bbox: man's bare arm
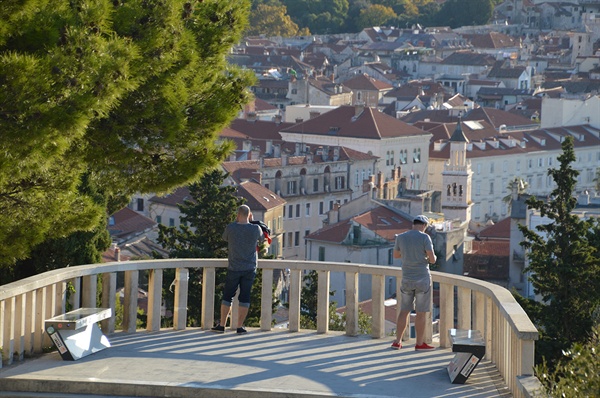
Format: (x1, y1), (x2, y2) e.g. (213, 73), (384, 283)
(393, 249), (401, 259)
(426, 249), (436, 264)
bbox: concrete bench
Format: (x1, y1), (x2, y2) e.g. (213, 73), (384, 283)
(45, 308), (112, 361)
(447, 328), (486, 384)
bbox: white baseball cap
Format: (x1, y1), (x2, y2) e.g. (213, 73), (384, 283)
(413, 215), (429, 224)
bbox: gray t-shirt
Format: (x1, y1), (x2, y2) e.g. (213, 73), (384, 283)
(222, 222), (263, 272)
(394, 229), (434, 281)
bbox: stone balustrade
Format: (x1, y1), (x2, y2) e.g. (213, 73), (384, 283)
(0, 258), (540, 397)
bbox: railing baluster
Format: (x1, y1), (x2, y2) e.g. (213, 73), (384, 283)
(147, 269), (163, 332)
(260, 268), (274, 331)
(69, 278), (81, 310)
(473, 291), (485, 334)
(457, 286), (471, 330)
(288, 270), (301, 332)
(33, 287), (45, 353)
(485, 296), (493, 361)
(371, 274), (385, 339)
(15, 294), (25, 362)
(345, 271), (358, 336)
(25, 291), (35, 357)
(101, 273), (116, 334)
(439, 282), (454, 348)
(173, 268), (188, 331)
(317, 270), (330, 334)
(201, 267), (215, 330)
(82, 275), (97, 308)
(123, 270), (139, 333)
(1, 298), (14, 365)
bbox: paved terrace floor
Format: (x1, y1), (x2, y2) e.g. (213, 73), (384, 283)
(0, 328), (511, 398)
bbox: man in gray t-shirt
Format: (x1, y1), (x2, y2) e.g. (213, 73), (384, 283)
(391, 215), (437, 351)
(211, 205), (263, 334)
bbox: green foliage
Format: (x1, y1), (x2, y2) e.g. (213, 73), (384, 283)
(518, 136), (600, 369)
(0, 0), (254, 267)
(356, 5), (397, 30)
(436, 0), (494, 28)
(281, 0), (349, 34)
(536, 325), (600, 398)
(247, 4), (309, 37)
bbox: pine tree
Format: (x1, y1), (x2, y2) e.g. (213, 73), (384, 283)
(0, 0), (254, 267)
(517, 136), (600, 368)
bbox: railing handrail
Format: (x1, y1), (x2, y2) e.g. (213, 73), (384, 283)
(1, 258), (539, 398)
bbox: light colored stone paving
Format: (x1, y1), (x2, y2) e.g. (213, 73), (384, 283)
(0, 328), (511, 398)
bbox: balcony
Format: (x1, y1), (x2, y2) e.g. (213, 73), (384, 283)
(0, 259), (540, 397)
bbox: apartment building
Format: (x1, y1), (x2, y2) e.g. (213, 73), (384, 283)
(222, 145), (379, 260)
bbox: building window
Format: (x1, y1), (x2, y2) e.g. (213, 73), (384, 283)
(287, 180), (297, 195)
(490, 163), (494, 173)
(169, 218), (175, 227)
(296, 204), (300, 218)
(388, 249), (394, 265)
(329, 200), (334, 210)
(477, 163), (481, 174)
(136, 198), (144, 212)
(294, 231), (300, 246)
(413, 148), (421, 163)
(287, 232), (293, 247)
(390, 150), (394, 165)
(282, 233), (286, 248)
(475, 182), (481, 196)
(278, 216), (282, 230)
(334, 176), (345, 189)
(319, 201), (324, 214)
(353, 225), (361, 245)
(516, 160), (521, 171)
(538, 158), (543, 167)
(305, 229), (310, 237)
(288, 205), (293, 219)
(528, 159), (533, 169)
(305, 203), (310, 216)
(313, 178), (319, 192)
(386, 151), (390, 166)
(156, 215), (162, 224)
(355, 170), (359, 186)
(318, 247), (325, 261)
(490, 182), (494, 194)
(399, 150), (407, 164)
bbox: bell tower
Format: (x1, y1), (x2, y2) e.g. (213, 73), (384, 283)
(442, 118), (472, 223)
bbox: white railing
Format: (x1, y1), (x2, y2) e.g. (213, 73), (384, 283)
(0, 259), (539, 397)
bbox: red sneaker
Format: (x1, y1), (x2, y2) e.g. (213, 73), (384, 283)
(415, 343), (436, 351)
(390, 341), (402, 350)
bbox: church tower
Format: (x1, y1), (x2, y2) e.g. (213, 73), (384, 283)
(442, 118), (472, 223)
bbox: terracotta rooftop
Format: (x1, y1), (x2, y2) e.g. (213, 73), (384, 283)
(306, 206), (412, 243)
(478, 217), (511, 240)
(282, 106), (429, 140)
(108, 207), (157, 241)
(236, 181), (286, 211)
(343, 73), (393, 91)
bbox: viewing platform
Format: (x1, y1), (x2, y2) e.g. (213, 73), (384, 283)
(0, 259), (540, 397)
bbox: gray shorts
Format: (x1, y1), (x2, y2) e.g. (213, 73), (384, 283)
(400, 277), (432, 313)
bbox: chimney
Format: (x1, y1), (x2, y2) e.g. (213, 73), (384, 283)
(250, 147), (260, 160)
(115, 247), (121, 262)
(273, 114), (282, 124)
(252, 171), (262, 184)
(273, 144), (281, 158)
(247, 112), (257, 122)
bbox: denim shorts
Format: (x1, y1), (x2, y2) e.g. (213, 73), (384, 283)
(400, 277), (432, 313)
(221, 269), (256, 308)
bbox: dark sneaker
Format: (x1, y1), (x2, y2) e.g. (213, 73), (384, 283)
(415, 343), (436, 351)
(236, 327), (247, 334)
(390, 341), (402, 350)
(210, 324), (225, 333)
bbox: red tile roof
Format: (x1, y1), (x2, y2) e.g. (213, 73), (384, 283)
(343, 74), (393, 91)
(306, 206), (412, 243)
(236, 181), (286, 211)
(478, 217), (511, 240)
(281, 106), (429, 140)
(108, 207), (157, 240)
